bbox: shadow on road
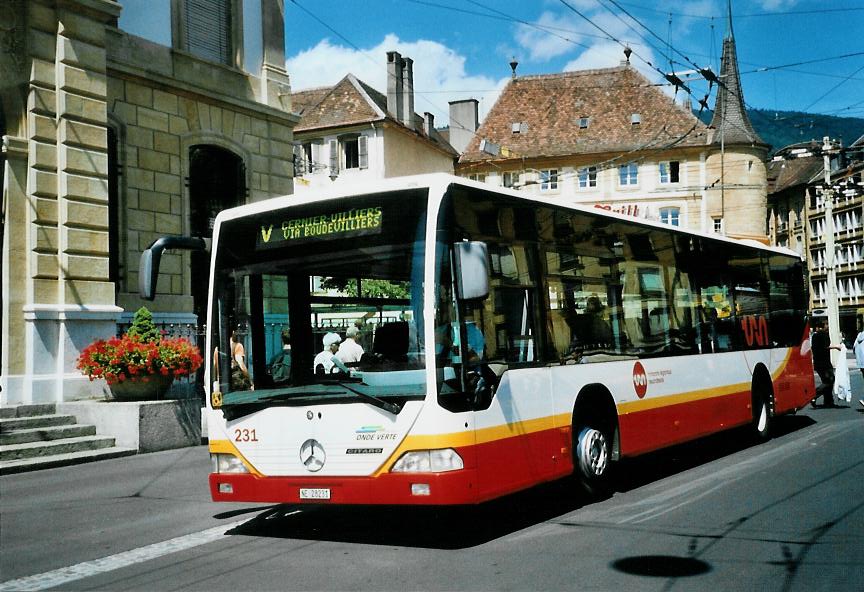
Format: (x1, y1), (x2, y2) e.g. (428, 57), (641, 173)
(221, 414), (816, 549)
(611, 555), (712, 577)
(613, 414), (815, 493)
(224, 478), (587, 549)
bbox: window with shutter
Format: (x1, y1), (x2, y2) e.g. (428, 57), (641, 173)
(358, 135), (368, 169)
(184, 0), (233, 65)
(340, 135), (360, 170)
(293, 144), (305, 176)
(329, 139), (339, 175)
(303, 143), (314, 174)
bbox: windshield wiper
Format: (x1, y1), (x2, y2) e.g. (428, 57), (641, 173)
(260, 389), (343, 401)
(335, 382), (402, 415)
(220, 384), (401, 418)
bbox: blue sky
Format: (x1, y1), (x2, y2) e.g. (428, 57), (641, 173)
(119, 1), (864, 126)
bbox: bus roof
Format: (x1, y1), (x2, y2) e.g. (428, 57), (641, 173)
(213, 173), (803, 261)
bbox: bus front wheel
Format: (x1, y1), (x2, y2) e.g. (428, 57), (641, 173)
(574, 426), (611, 497)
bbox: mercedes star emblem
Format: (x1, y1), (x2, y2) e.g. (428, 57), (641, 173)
(299, 438), (326, 472)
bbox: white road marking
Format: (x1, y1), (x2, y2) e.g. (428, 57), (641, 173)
(0, 519), (250, 591)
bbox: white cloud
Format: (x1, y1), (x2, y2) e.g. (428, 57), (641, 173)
(562, 41), (630, 72)
(514, 11), (589, 61)
(757, 0), (800, 10)
(286, 34), (509, 126)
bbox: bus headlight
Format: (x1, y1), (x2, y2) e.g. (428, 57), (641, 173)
(390, 449), (464, 473)
(211, 453), (249, 474)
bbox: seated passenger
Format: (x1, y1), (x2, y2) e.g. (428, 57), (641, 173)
(337, 326), (365, 365)
(313, 332), (350, 376)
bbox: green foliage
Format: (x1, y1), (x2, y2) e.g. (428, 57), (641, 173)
(320, 277), (410, 299)
(126, 306), (160, 343)
(361, 279), (410, 299)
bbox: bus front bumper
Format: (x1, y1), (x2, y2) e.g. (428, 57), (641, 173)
(209, 469), (480, 505)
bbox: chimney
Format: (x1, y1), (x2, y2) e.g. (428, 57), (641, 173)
(448, 99), (479, 154)
(423, 112), (435, 137)
(401, 57), (415, 130)
(387, 51), (404, 123)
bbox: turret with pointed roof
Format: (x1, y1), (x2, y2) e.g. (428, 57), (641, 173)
(708, 1), (767, 147)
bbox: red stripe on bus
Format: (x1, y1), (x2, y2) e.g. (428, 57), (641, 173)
(211, 345), (815, 506)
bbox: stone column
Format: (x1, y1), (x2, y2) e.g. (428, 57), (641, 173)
(259, 0), (291, 111)
(19, 0), (122, 403)
(1, 136), (29, 404)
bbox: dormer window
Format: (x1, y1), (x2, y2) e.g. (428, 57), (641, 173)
(631, 113), (641, 125)
(578, 117), (590, 129)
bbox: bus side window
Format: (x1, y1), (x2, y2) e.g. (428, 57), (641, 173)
(482, 243), (542, 365)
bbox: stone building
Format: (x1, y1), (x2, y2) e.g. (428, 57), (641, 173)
(1, 0), (297, 404)
(455, 21), (769, 242)
(768, 138), (864, 337)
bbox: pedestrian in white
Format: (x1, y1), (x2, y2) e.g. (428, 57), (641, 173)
(854, 323), (864, 407)
(833, 343), (851, 404)
(337, 325), (365, 364)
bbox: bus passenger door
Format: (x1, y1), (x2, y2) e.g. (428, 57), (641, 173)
(469, 285), (557, 500)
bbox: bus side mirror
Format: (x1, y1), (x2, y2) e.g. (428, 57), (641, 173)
(139, 236), (209, 300)
(453, 241), (489, 300)
(139, 247), (159, 301)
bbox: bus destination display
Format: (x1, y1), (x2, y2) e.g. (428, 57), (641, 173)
(256, 206), (383, 249)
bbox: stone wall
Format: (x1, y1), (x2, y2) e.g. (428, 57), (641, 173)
(107, 33), (297, 313)
(704, 147), (769, 241)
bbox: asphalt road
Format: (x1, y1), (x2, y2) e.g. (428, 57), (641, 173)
(1, 371), (862, 592)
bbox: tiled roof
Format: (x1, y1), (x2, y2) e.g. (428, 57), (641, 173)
(291, 75), (456, 155)
(291, 87), (331, 118)
(293, 75), (382, 132)
(459, 65), (708, 164)
(708, 36), (766, 147)
(767, 156), (823, 194)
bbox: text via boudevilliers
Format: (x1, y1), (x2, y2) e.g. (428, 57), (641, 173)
(256, 207), (383, 249)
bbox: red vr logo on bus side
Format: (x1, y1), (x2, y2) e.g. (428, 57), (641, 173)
(633, 361), (648, 398)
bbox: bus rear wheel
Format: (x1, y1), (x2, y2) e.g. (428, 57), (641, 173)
(574, 426), (611, 497)
(750, 370), (774, 443)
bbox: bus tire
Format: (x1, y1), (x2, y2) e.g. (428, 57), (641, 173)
(751, 372), (773, 443)
(574, 425), (612, 497)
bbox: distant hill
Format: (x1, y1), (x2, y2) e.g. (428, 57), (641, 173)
(695, 108), (864, 153)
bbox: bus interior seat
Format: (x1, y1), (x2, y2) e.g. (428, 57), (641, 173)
(373, 321), (409, 361)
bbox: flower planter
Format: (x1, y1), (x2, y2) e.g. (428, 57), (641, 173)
(78, 307), (203, 399)
(108, 374), (174, 401)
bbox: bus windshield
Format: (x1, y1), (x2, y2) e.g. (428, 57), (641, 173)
(211, 190), (429, 414)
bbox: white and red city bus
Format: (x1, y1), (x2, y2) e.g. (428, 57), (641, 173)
(143, 174), (815, 505)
